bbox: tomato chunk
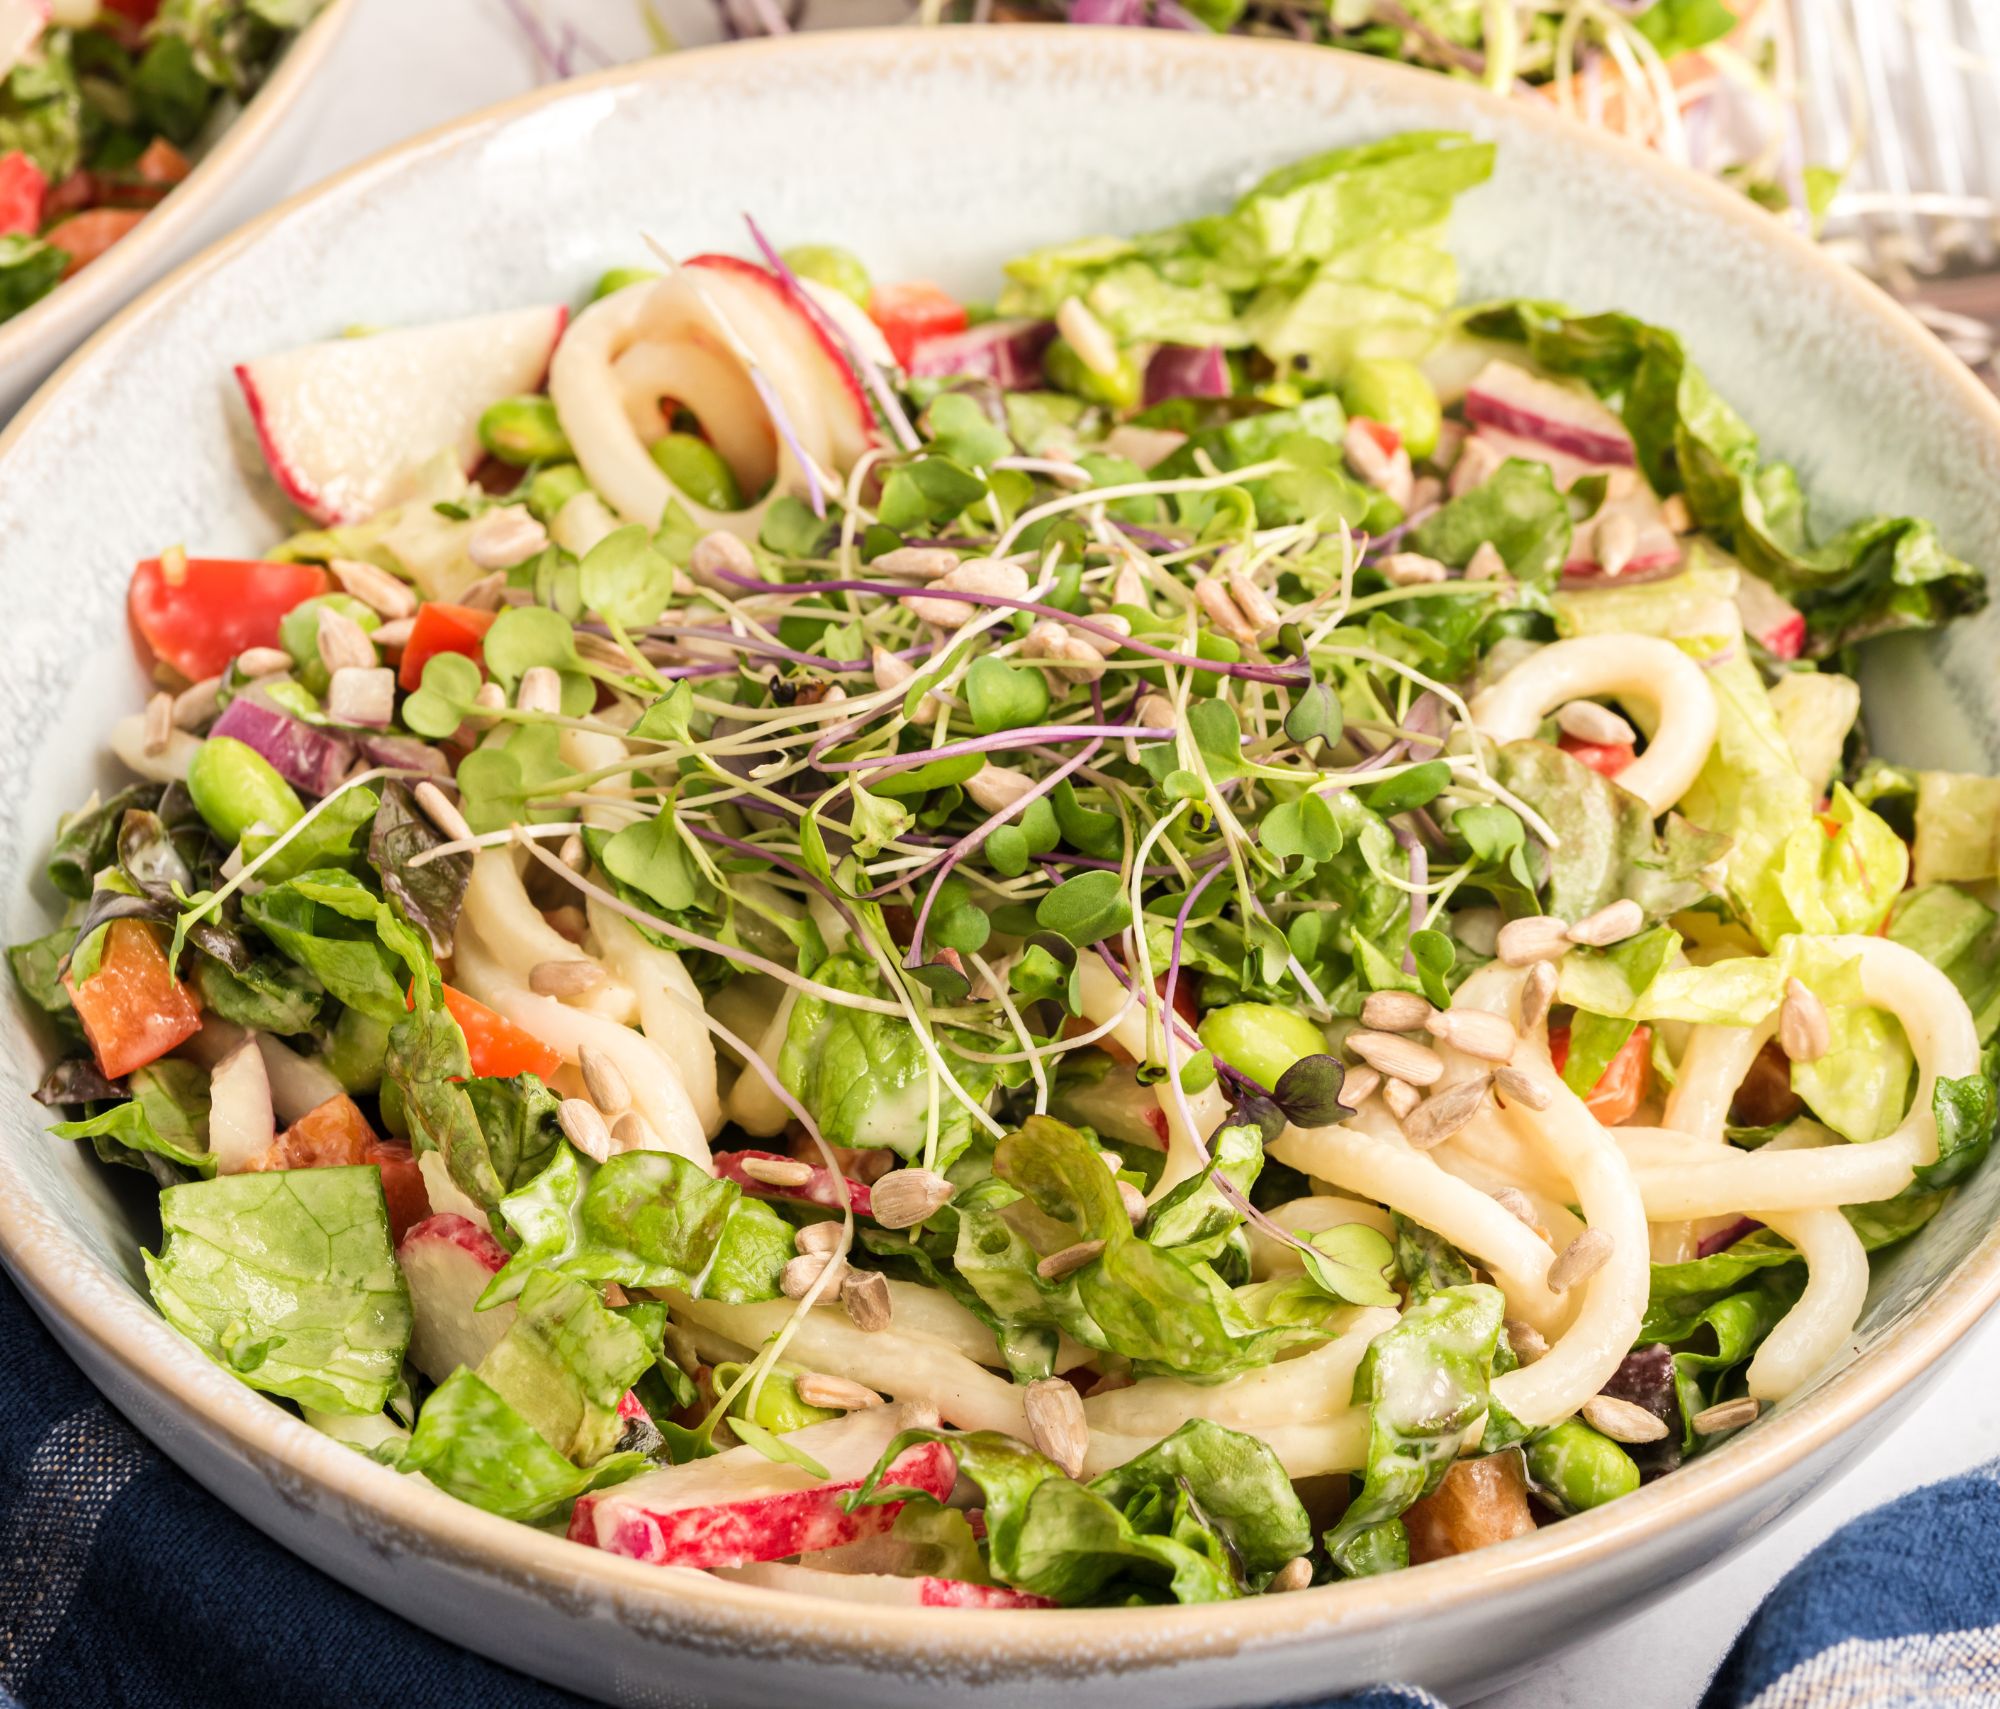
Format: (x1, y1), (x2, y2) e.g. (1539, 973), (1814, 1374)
(252, 1092), (375, 1171)
(1548, 1023), (1652, 1125)
(367, 1141), (430, 1244)
(129, 556), (331, 681)
(399, 602), (498, 692)
(44, 208), (147, 277)
(1558, 731), (1637, 778)
(64, 920), (203, 1080)
(0, 151), (47, 237)
(439, 982), (563, 1080)
(869, 281), (966, 368)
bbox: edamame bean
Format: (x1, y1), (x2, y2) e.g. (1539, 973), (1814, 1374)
(478, 394), (572, 466)
(1197, 1002), (1330, 1094)
(1044, 337), (1144, 413)
(524, 462), (590, 523)
(591, 266), (660, 301)
(1339, 359), (1443, 460)
(781, 243), (872, 308)
(650, 432), (745, 511)
(278, 593), (380, 695)
(965, 656), (1051, 735)
(713, 1362), (836, 1435)
(1524, 1418), (1642, 1516)
(186, 737), (305, 847)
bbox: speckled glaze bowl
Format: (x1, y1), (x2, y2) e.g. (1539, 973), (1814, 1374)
(1, 29), (1998, 1708)
(0, 0), (358, 420)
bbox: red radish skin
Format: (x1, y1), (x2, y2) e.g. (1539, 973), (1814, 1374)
(711, 1149), (874, 1216)
(717, 1560), (1055, 1609)
(1733, 572), (1807, 660)
(908, 319), (1055, 390)
(0, 150), (46, 237)
(235, 304), (568, 526)
(396, 1213), (516, 1384)
(1464, 360), (1636, 467)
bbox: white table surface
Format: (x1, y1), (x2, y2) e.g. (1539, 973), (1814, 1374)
(257, 2), (2000, 1702)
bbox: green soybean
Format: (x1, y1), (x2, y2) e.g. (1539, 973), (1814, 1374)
(278, 593), (380, 695)
(1339, 358), (1443, 460)
(591, 265), (659, 301)
(524, 462), (590, 523)
(1197, 1002), (1329, 1092)
(478, 394), (572, 466)
(965, 656), (1051, 735)
(1044, 337), (1143, 412)
(186, 738), (305, 847)
(1524, 1419), (1641, 1516)
(781, 243), (872, 308)
(649, 433), (744, 511)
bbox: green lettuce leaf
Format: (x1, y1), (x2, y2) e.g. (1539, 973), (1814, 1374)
(475, 1270), (657, 1465)
(144, 1166), (412, 1414)
(52, 1059), (213, 1177)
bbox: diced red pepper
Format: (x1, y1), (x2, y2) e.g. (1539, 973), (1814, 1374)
(1353, 416), (1402, 457)
(1548, 1023), (1652, 1125)
(129, 555), (330, 681)
(43, 208), (147, 278)
(0, 151), (47, 238)
(64, 920), (203, 1081)
(399, 602), (498, 693)
(438, 982), (562, 1080)
(1558, 731), (1637, 778)
(101, 0), (162, 21)
(869, 281), (967, 369)
(99, 138), (191, 210)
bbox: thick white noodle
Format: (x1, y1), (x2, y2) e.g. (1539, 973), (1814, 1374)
(459, 846), (638, 1024)
(1075, 954), (1229, 1202)
(451, 922), (710, 1165)
(589, 902), (723, 1139)
(1425, 1135), (1588, 1250)
(1272, 1107), (1569, 1334)
(1247, 1196), (1393, 1279)
(1468, 634), (1720, 816)
(1627, 937), (1981, 1216)
(1662, 1019), (1774, 1145)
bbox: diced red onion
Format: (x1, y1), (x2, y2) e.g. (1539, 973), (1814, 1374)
(1143, 344), (1229, 406)
(907, 320), (1055, 391)
(210, 696), (355, 797)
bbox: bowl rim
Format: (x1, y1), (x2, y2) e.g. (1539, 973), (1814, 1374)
(0, 0), (359, 386)
(4, 21), (2000, 1678)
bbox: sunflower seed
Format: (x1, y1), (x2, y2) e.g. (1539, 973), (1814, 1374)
(1383, 1077), (1421, 1119)
(329, 556), (417, 619)
(871, 545), (960, 581)
(1661, 494), (1693, 534)
(578, 1046), (630, 1115)
(171, 677), (222, 729)
(1556, 699), (1636, 747)
(1360, 990), (1436, 1032)
(1193, 575), (1261, 647)
(557, 1098), (612, 1164)
(689, 530), (758, 586)
(871, 1167), (955, 1229)
(964, 763), (1038, 814)
(467, 506), (549, 573)
(795, 1372), (883, 1411)
(1023, 1377), (1089, 1477)
(1547, 1227), (1614, 1293)
(1379, 551), (1449, 586)
(1491, 1064), (1552, 1110)
(1519, 960), (1559, 1033)
(1567, 899), (1644, 947)
(236, 646), (292, 678)
(1428, 1008), (1518, 1062)
(141, 691), (174, 756)
(1111, 560), (1150, 611)
(316, 604), (377, 675)
(1265, 1557), (1313, 1594)
(1779, 978), (1830, 1064)
(529, 959), (606, 999)
(1491, 1187), (1541, 1230)
(1496, 915), (1572, 966)
(908, 559), (1028, 630)
(781, 1252), (847, 1300)
(1594, 512), (1640, 580)
(1036, 1240), (1106, 1282)
(1691, 1397), (1760, 1436)
(1581, 1394), (1670, 1444)
(1338, 1064), (1381, 1107)
(1346, 1030), (1444, 1087)
(796, 1221), (844, 1258)
(516, 665), (563, 714)
(1401, 1075), (1492, 1149)
(840, 1268), (893, 1332)
(412, 780), (473, 843)
(742, 1156), (814, 1189)
(1503, 1319), (1549, 1365)
(1226, 568), (1281, 634)
(610, 1110), (659, 1152)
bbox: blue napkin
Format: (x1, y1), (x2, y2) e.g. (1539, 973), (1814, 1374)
(0, 1262), (1988, 1709)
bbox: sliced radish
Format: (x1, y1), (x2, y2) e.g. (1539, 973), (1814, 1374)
(549, 260), (872, 544)
(711, 1149), (873, 1216)
(907, 319), (1055, 390)
(235, 305), (568, 526)
(1464, 359), (1635, 467)
(207, 1036), (275, 1175)
(716, 1560), (1053, 1610)
(1734, 571), (1806, 660)
(1464, 424), (1605, 494)
(569, 1403), (953, 1569)
(396, 1213), (516, 1385)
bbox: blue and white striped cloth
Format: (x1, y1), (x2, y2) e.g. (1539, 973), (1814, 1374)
(0, 1265), (1990, 1709)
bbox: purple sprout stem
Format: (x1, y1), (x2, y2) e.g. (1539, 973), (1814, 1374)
(744, 214), (921, 455)
(747, 366), (825, 519)
(1391, 818), (1428, 974)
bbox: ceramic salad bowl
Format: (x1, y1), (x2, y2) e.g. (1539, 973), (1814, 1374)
(1, 26), (1998, 1707)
